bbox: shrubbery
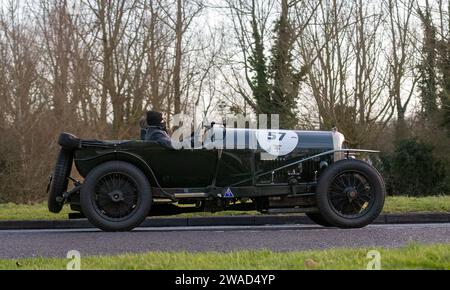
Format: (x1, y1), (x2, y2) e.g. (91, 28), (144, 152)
(377, 139), (449, 196)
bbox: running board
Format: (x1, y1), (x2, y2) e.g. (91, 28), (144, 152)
(268, 207), (319, 215)
(174, 193), (208, 199)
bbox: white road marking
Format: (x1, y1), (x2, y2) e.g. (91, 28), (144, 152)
(0, 223), (448, 235)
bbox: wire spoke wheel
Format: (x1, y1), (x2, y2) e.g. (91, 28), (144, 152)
(81, 161), (152, 232)
(94, 172), (139, 221)
(316, 160), (386, 229)
(328, 171), (374, 219)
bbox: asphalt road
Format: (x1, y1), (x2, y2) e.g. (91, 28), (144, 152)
(0, 224), (449, 259)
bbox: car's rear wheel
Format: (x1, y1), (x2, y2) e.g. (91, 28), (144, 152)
(306, 213), (333, 227)
(80, 161), (152, 232)
(48, 148), (73, 213)
(316, 159), (385, 229)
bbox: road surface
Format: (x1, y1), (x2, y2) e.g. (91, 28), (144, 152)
(0, 224), (449, 259)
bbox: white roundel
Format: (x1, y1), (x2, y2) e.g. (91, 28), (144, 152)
(256, 130), (299, 157)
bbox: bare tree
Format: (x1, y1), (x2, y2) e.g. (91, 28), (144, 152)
(155, 0), (204, 114)
(221, 0), (275, 115)
(87, 0), (145, 137)
(0, 0), (49, 202)
(298, 0), (393, 146)
(384, 0), (418, 140)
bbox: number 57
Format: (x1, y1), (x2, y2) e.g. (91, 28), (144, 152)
(268, 132), (286, 141)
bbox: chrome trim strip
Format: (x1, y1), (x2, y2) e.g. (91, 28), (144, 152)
(174, 193), (208, 199)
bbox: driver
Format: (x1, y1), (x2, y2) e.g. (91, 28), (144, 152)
(142, 111), (173, 148)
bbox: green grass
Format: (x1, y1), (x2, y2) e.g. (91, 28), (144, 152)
(0, 203), (73, 221)
(0, 244), (449, 270)
(382, 196), (450, 214)
(0, 196), (449, 221)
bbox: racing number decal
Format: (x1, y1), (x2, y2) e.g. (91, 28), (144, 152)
(267, 132), (286, 141)
(256, 130), (299, 157)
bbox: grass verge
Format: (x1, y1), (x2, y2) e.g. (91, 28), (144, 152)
(0, 196), (449, 221)
(0, 244), (448, 270)
(382, 196), (450, 214)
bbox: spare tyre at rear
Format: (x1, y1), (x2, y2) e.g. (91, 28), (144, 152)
(58, 132), (81, 150)
(48, 148), (74, 213)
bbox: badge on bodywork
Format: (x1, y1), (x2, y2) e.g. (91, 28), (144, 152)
(223, 188), (235, 198)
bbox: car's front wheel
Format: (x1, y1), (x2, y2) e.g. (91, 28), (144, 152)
(80, 161), (152, 232)
(316, 159), (386, 229)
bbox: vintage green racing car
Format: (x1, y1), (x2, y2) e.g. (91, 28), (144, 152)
(47, 125), (386, 232)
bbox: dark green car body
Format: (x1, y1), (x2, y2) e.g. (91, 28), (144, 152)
(48, 129), (386, 231)
(73, 130), (339, 195)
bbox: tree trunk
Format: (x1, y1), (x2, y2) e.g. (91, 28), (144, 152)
(173, 0), (183, 114)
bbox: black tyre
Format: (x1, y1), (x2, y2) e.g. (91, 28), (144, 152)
(306, 213), (334, 227)
(80, 161), (152, 232)
(316, 159), (386, 229)
(48, 149), (73, 213)
(58, 133), (81, 150)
